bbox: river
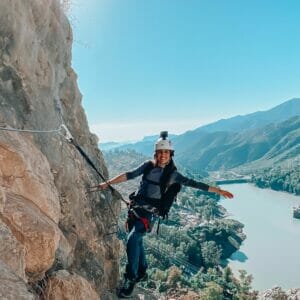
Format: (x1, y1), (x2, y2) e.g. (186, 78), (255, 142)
(220, 183), (300, 291)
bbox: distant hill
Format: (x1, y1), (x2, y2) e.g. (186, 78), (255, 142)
(99, 140), (139, 151)
(176, 115), (300, 171)
(99, 141), (122, 151)
(103, 133), (178, 155)
(100, 99), (300, 172)
(194, 98), (300, 133)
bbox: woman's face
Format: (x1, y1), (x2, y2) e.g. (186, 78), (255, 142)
(156, 149), (171, 167)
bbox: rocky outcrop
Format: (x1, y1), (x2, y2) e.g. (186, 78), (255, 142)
(44, 270), (100, 300)
(0, 138), (61, 280)
(0, 0), (120, 298)
(259, 286), (300, 300)
(0, 219), (26, 281)
(0, 261), (36, 300)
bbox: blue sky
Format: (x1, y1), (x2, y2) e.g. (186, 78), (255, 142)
(69, 0), (300, 142)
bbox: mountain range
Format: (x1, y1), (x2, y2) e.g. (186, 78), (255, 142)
(100, 98), (300, 172)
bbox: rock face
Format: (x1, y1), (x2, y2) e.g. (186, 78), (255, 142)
(259, 286), (300, 300)
(0, 261), (36, 300)
(44, 270), (100, 300)
(0, 219), (26, 281)
(0, 0), (120, 298)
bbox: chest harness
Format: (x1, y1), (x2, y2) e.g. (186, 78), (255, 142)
(126, 160), (181, 233)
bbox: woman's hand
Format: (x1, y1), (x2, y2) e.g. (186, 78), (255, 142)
(97, 181), (110, 190)
(90, 174), (127, 192)
(209, 186), (234, 199)
(218, 189), (234, 199)
(89, 182), (110, 192)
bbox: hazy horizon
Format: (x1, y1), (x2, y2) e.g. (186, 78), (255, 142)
(97, 97), (299, 143)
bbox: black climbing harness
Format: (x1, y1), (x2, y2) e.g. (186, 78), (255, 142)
(124, 160), (182, 234)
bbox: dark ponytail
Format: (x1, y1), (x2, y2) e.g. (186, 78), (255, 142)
(160, 158), (177, 193)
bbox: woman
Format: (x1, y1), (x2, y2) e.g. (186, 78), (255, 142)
(98, 131), (234, 298)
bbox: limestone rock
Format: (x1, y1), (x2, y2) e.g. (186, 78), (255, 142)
(0, 0), (120, 296)
(0, 137), (60, 223)
(286, 289), (300, 300)
(0, 261), (36, 300)
(44, 270), (100, 300)
(2, 191), (60, 279)
(54, 232), (74, 270)
(259, 286), (300, 300)
(0, 219), (26, 281)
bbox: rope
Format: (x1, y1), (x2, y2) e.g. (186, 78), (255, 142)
(54, 124), (201, 275)
(0, 98), (64, 134)
(71, 141), (129, 206)
(0, 105), (201, 273)
(0, 97), (117, 232)
(0, 125), (62, 133)
(0, 96), (127, 236)
(67, 139), (130, 235)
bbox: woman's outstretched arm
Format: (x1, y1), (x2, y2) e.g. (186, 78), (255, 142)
(208, 186), (234, 199)
(98, 173), (127, 190)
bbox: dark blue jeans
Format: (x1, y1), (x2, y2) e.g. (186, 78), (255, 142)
(125, 219), (148, 280)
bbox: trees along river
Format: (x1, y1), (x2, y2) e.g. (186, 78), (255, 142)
(220, 183), (300, 291)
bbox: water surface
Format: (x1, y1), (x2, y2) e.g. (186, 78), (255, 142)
(220, 183), (300, 290)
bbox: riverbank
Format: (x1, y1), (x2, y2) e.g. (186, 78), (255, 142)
(220, 183), (300, 291)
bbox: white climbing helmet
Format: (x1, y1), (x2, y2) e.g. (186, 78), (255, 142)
(154, 131), (174, 151)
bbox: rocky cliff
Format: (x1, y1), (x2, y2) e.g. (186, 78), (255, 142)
(0, 0), (120, 298)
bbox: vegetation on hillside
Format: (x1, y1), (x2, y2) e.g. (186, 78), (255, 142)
(251, 164), (300, 195)
(104, 115), (300, 174)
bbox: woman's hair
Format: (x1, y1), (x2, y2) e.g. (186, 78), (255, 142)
(160, 158), (177, 190)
